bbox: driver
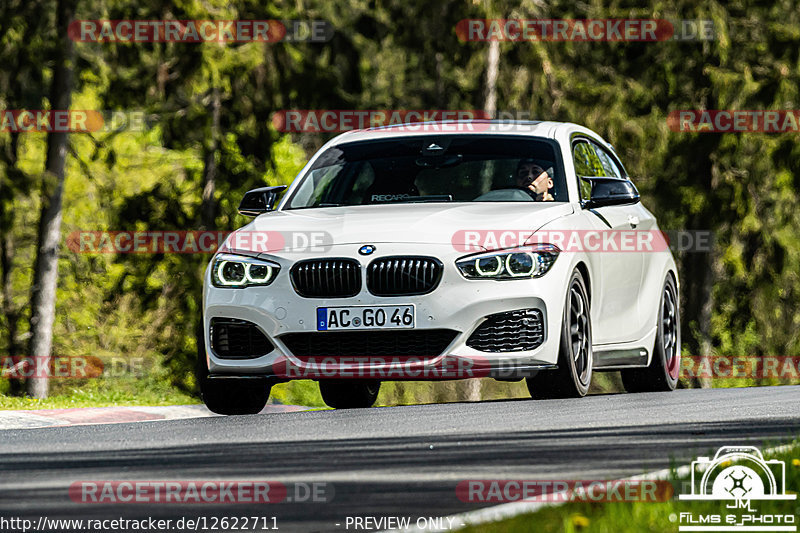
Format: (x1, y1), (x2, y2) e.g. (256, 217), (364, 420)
(515, 160), (554, 202)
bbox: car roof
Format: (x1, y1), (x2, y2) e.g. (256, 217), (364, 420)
(325, 120), (574, 146)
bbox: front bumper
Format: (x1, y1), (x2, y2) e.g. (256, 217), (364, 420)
(202, 243), (570, 380)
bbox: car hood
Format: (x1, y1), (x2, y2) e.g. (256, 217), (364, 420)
(234, 203), (573, 252)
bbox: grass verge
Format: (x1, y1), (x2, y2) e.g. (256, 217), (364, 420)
(460, 440), (800, 533)
(0, 376), (199, 410)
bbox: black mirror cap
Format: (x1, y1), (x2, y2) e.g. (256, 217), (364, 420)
(581, 177), (640, 209)
(238, 185), (288, 216)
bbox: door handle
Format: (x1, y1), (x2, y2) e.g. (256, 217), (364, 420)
(627, 215), (639, 228)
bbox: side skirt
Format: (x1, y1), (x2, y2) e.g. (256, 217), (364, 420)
(593, 348), (649, 371)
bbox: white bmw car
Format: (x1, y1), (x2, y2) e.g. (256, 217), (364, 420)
(199, 120), (680, 414)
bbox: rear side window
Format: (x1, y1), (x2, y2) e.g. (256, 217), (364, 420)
(572, 142), (605, 178)
(572, 142), (602, 201)
(572, 139), (628, 202)
(591, 142), (624, 178)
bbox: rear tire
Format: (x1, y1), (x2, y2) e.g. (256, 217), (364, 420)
(527, 269), (593, 399)
(320, 380), (381, 409)
(201, 377), (271, 415)
(621, 274), (680, 393)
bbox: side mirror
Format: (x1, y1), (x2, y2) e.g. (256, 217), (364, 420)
(238, 185), (287, 216)
(580, 177), (640, 209)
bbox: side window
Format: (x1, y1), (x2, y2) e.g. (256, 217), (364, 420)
(289, 164), (343, 207)
(572, 142), (602, 201)
(572, 142), (604, 177)
(591, 142), (624, 179)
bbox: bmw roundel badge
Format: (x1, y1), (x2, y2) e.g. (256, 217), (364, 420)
(359, 245), (376, 255)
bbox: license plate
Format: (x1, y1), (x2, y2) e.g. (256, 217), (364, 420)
(316, 305), (415, 331)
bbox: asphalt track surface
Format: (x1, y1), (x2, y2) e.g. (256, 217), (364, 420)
(1, 386), (799, 532)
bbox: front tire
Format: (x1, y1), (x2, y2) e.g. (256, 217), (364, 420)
(621, 274), (680, 393)
(320, 380), (381, 409)
(196, 327), (271, 415)
(201, 377), (271, 415)
(527, 269), (593, 399)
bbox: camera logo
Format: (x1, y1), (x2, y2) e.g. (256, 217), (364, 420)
(679, 446), (795, 502)
(675, 446), (796, 533)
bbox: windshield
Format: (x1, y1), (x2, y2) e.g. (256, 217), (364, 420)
(285, 135), (566, 209)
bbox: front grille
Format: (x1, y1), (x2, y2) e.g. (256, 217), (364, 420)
(291, 259), (361, 298)
(210, 318), (274, 359)
(280, 329), (458, 358)
(466, 309), (545, 352)
(367, 256), (442, 296)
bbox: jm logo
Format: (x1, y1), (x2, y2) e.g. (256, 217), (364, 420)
(679, 445), (795, 504)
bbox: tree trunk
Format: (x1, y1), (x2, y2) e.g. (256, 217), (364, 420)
(200, 87), (221, 230)
(1, 216), (23, 395)
(681, 247), (715, 389)
(695, 251), (715, 389)
(484, 39), (500, 118)
(680, 144), (719, 390)
(1, 133), (23, 394)
(27, 0), (76, 398)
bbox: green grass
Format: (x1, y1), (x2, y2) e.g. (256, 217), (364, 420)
(0, 375), (199, 410)
(0, 389), (198, 410)
(270, 379), (326, 407)
(461, 440), (800, 533)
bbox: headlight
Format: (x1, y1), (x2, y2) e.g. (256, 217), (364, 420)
(456, 245), (559, 280)
(211, 253), (280, 288)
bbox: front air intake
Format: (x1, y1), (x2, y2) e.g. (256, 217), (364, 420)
(210, 318), (274, 359)
(280, 329), (458, 359)
(466, 309), (545, 352)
